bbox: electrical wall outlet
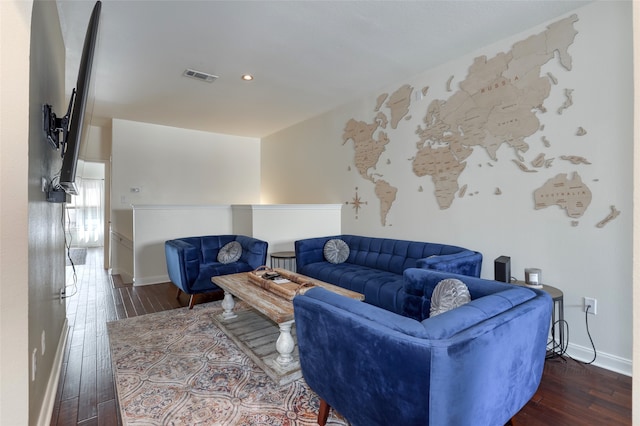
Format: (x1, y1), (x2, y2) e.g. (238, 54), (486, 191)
(584, 297), (597, 315)
(31, 348), (37, 381)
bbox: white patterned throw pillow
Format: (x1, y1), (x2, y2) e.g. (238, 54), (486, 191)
(217, 241), (242, 264)
(430, 278), (471, 317)
(323, 239), (350, 264)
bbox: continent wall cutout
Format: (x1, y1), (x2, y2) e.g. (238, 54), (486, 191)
(596, 206), (621, 228)
(341, 12), (619, 229)
(533, 172), (592, 219)
(343, 83), (412, 225)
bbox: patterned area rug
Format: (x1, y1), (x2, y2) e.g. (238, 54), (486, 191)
(107, 301), (347, 425)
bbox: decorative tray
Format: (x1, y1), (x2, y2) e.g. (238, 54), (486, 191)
(247, 267), (315, 300)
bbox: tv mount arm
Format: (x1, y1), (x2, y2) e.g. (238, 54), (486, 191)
(43, 88), (76, 156)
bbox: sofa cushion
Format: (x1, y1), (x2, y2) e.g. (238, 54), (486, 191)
(403, 268), (515, 321)
(430, 278), (471, 317)
(299, 261), (405, 314)
(324, 238), (350, 264)
(217, 241), (242, 264)
(201, 235), (237, 264)
(196, 262), (253, 291)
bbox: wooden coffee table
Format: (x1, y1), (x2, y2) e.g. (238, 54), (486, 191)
(211, 271), (363, 385)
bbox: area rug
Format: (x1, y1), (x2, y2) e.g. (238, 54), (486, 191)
(107, 301), (348, 425)
(66, 247), (87, 266)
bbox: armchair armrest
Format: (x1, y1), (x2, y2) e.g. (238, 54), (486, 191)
(235, 235), (268, 269)
(165, 239), (200, 291)
(294, 236), (338, 270)
(293, 288), (432, 425)
(295, 284), (552, 426)
(416, 249), (482, 277)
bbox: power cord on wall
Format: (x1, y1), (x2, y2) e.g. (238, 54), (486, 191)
(580, 304), (597, 364)
(546, 304), (596, 365)
(61, 203), (78, 299)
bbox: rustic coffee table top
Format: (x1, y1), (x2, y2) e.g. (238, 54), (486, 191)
(212, 272), (364, 324)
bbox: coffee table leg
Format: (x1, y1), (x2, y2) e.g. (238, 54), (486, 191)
(276, 320), (295, 366)
(221, 291), (237, 320)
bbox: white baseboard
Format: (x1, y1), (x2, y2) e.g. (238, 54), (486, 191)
(37, 318), (68, 426)
(565, 342), (631, 376)
(133, 274), (170, 286)
(110, 267), (133, 284)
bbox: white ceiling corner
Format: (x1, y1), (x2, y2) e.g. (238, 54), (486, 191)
(56, 0), (593, 138)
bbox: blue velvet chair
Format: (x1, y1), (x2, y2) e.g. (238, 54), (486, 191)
(293, 268), (552, 426)
(165, 235), (268, 308)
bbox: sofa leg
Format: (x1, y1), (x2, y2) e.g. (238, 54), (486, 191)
(318, 399), (330, 426)
(175, 288), (182, 299)
(188, 294), (196, 309)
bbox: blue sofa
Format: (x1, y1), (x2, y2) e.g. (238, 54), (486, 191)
(165, 235), (268, 308)
(293, 268), (553, 426)
(294, 234), (482, 315)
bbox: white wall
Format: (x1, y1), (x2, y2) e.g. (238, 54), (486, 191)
(2, 1), (72, 424)
(132, 205), (233, 285)
(110, 119), (262, 280)
(80, 125), (111, 269)
(28, 2), (72, 424)
(633, 2), (640, 421)
(111, 118), (261, 237)
(262, 2), (633, 374)
(110, 229), (133, 284)
(1, 3), (32, 424)
(234, 204), (343, 254)
(132, 204), (341, 285)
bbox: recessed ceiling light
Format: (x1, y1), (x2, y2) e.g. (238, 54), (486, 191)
(241, 74), (254, 81)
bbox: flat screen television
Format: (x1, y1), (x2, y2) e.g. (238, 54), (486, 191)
(58, 0), (101, 195)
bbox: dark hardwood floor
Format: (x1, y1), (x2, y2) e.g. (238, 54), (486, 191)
(50, 248), (631, 425)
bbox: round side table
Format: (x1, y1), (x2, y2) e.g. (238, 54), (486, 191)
(270, 251), (296, 272)
(513, 280), (564, 357)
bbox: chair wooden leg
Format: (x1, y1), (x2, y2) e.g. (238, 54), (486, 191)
(505, 416), (517, 426)
(318, 399), (330, 426)
(188, 294), (196, 309)
(175, 288), (182, 299)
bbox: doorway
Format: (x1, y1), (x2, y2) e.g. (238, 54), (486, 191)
(64, 160), (105, 250)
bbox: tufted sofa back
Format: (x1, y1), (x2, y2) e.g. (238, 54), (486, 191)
(296, 234), (475, 275)
(341, 235), (469, 274)
(402, 267), (537, 321)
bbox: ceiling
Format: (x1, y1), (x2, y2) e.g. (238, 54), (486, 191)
(56, 0), (591, 139)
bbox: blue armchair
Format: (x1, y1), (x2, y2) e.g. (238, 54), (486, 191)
(293, 268), (552, 426)
(165, 234), (268, 308)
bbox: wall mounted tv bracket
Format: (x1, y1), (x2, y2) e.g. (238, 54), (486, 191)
(43, 89), (76, 203)
(43, 88), (76, 156)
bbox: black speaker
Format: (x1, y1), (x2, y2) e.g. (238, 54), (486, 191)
(494, 256), (511, 283)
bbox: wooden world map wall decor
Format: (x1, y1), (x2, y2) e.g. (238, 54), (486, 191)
(342, 13), (620, 229)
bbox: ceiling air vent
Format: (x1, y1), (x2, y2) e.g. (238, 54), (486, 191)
(183, 68), (218, 83)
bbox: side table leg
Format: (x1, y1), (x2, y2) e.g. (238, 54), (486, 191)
(276, 320), (295, 366)
(221, 291), (237, 320)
